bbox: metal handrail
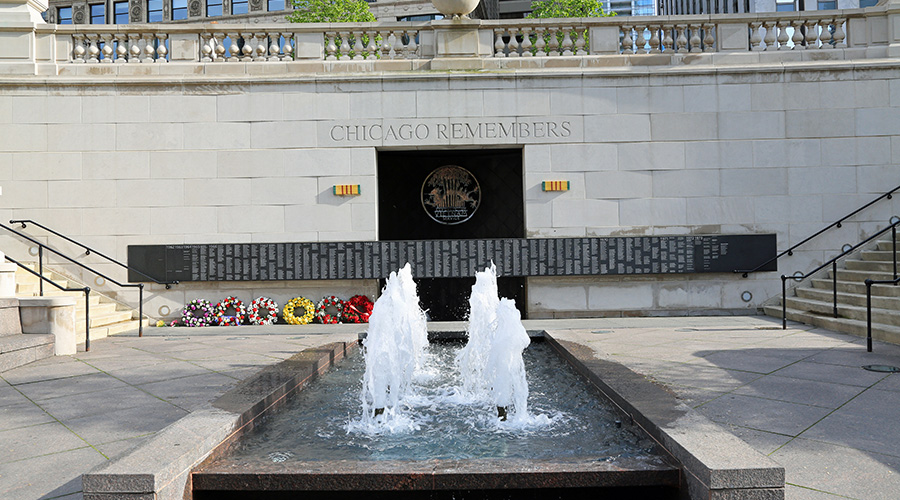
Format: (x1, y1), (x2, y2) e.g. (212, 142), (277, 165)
(4, 254), (93, 351)
(736, 183), (900, 277)
(10, 220), (177, 288)
(779, 219), (899, 332)
(864, 275), (900, 354)
(1, 224), (147, 338)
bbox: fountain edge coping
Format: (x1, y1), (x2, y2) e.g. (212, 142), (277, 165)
(544, 330), (786, 498)
(81, 336), (360, 500)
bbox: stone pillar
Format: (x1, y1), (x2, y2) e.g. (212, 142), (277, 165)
(0, 252), (16, 298)
(429, 19), (493, 70)
(886, 0), (900, 57)
(19, 297), (77, 356)
(0, 0), (48, 75)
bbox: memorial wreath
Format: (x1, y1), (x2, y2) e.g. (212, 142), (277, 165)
(283, 297), (315, 325)
(182, 299), (218, 327)
(315, 295), (344, 324)
(342, 294), (373, 323)
(215, 296), (246, 326)
(248, 296), (279, 325)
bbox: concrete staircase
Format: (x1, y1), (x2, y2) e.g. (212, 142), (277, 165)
(14, 264), (147, 345)
(764, 239), (900, 345)
(0, 297), (55, 372)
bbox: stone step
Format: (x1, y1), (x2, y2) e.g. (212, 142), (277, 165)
(844, 259), (900, 274)
(811, 278), (900, 296)
(860, 250), (900, 262)
(831, 268), (899, 283)
(76, 310), (135, 332)
(875, 240), (900, 252)
(0, 334), (55, 372)
(76, 319), (145, 344)
(782, 295), (900, 327)
(763, 304), (900, 346)
(76, 302), (119, 320)
(796, 286), (900, 309)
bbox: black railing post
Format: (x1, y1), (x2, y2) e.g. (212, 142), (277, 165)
(781, 275), (787, 330)
(893, 225), (897, 281)
(84, 287), (91, 352)
(138, 284), (144, 338)
(832, 261), (838, 318)
(865, 279), (873, 353)
(38, 246), (43, 297)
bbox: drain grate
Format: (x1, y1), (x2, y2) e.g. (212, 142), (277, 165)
(862, 365), (900, 373)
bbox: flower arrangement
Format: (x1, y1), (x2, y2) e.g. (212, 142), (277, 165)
(215, 296), (246, 326)
(283, 297), (316, 325)
(248, 296), (279, 325)
(342, 294), (373, 323)
(315, 295), (345, 324)
(182, 299), (217, 327)
(155, 320), (165, 327)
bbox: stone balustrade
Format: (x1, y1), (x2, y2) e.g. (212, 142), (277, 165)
(3, 2), (897, 74)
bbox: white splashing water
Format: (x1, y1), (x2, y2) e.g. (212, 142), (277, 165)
(485, 298), (531, 420)
(358, 263), (428, 430)
(455, 262), (499, 396)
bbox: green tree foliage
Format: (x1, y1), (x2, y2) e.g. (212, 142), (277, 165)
(526, 0), (613, 18)
(287, 0), (376, 23)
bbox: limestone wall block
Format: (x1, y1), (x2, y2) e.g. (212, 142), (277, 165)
(251, 121), (317, 149)
(217, 93), (284, 123)
(83, 151), (150, 180)
(284, 204), (352, 233)
(184, 178), (251, 206)
(116, 123), (183, 151)
(588, 282), (654, 310)
(718, 111), (785, 140)
(284, 92), (349, 120)
(581, 86), (617, 114)
(753, 195), (824, 225)
(350, 148), (376, 176)
(216, 149), (283, 179)
(525, 203), (552, 231)
(116, 179), (185, 208)
(619, 198), (687, 226)
(551, 199), (618, 228)
(284, 148), (352, 177)
(12, 95), (81, 124)
(856, 136), (892, 165)
(528, 282), (587, 311)
(783, 82), (821, 110)
(584, 114), (650, 143)
(650, 113), (718, 142)
(183, 122), (250, 150)
(49, 180), (116, 208)
(786, 109), (856, 139)
(80, 208), (151, 236)
(381, 92), (417, 119)
(683, 85), (719, 113)
(11, 152), (81, 180)
(787, 166), (858, 195)
(617, 142), (685, 171)
(150, 95), (218, 124)
(524, 145), (551, 173)
(0, 124), (47, 152)
(348, 92), (383, 120)
(686, 197), (755, 226)
(721, 168), (787, 197)
(217, 205), (284, 234)
(653, 170), (719, 198)
(585, 171), (652, 199)
(550, 144), (617, 172)
(150, 207), (217, 236)
(251, 177), (318, 206)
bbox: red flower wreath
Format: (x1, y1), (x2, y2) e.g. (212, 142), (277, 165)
(315, 295), (345, 324)
(342, 294), (373, 323)
(215, 296), (246, 326)
(248, 296), (279, 325)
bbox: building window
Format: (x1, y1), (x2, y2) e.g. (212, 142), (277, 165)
(114, 1), (129, 22)
(775, 0), (794, 10)
(173, 0), (188, 19)
(268, 0), (284, 11)
(58, 6), (73, 24)
(817, 0), (836, 8)
(90, 3), (105, 23)
(860, 0), (877, 5)
(232, 0), (248, 14)
(208, 0), (223, 16)
(148, 0), (163, 21)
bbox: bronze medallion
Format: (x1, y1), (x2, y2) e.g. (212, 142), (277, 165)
(421, 165), (481, 225)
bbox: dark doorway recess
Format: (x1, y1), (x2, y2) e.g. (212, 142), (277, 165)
(377, 149), (527, 321)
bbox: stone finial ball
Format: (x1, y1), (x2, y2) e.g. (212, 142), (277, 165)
(431, 0), (481, 18)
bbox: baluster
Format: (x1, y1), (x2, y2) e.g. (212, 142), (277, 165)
(200, 33), (213, 62)
(129, 35), (142, 63)
(115, 33), (128, 62)
(101, 34), (114, 63)
(406, 30), (417, 59)
(142, 33), (156, 63)
(351, 31), (363, 60)
(87, 34), (100, 63)
(338, 31), (351, 60)
(508, 28), (520, 57)
(366, 31), (377, 60)
(241, 33), (254, 61)
(777, 21), (790, 50)
(269, 32), (282, 61)
(689, 24), (702, 53)
(226, 32), (239, 61)
(763, 22), (776, 51)
(676, 25), (688, 53)
(633, 25), (646, 54)
(494, 29), (506, 57)
(393, 31), (404, 59)
(254, 32), (267, 61)
(326, 32), (337, 60)
(805, 21), (820, 49)
(621, 25), (634, 54)
(157, 34), (168, 62)
(521, 27), (533, 56)
(750, 22), (763, 51)
(818, 19), (834, 48)
(534, 27), (546, 56)
(833, 18), (846, 48)
(548, 26), (560, 56)
(284, 33), (294, 61)
(213, 33), (227, 61)
(72, 34), (86, 63)
(648, 25), (660, 53)
(791, 20), (804, 49)
(574, 26), (586, 55)
(382, 31), (394, 59)
(662, 25), (674, 52)
(561, 27), (574, 56)
(703, 24), (715, 52)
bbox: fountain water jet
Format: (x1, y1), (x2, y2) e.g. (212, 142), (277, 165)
(359, 263), (428, 425)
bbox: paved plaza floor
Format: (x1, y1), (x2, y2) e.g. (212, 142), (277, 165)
(0, 315), (897, 499)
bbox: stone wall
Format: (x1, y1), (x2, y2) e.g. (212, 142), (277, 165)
(1, 58), (899, 320)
